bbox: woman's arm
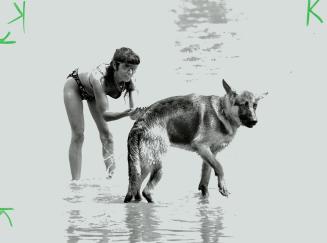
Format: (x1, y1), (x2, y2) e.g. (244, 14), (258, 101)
(90, 73), (131, 122)
(103, 110), (132, 121)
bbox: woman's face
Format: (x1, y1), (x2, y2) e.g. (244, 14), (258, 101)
(114, 62), (138, 82)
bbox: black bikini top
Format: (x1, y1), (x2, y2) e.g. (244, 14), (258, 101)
(97, 64), (135, 99)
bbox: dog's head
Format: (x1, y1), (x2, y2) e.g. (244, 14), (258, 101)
(222, 79), (267, 128)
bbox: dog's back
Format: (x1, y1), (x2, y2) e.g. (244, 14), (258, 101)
(129, 94), (227, 147)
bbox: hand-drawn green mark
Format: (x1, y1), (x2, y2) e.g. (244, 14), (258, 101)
(7, 1), (26, 33)
(0, 208), (14, 227)
(0, 32), (16, 44)
(306, 0), (323, 26)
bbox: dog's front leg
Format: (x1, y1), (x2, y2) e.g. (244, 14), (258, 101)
(194, 145), (230, 197)
(198, 161), (212, 198)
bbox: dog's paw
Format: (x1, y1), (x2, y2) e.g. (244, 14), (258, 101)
(219, 188), (230, 197)
(142, 191), (154, 203)
(124, 193), (133, 203)
(218, 179), (230, 197)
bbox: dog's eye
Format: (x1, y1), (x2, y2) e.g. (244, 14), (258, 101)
(244, 101), (249, 107)
(253, 103), (258, 109)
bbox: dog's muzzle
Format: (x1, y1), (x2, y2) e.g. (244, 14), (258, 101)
(243, 119), (257, 128)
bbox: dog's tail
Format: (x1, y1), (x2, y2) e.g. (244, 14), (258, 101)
(124, 120), (146, 203)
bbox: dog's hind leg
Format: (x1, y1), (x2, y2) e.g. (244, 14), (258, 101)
(125, 167), (150, 203)
(134, 167), (151, 201)
(124, 168), (141, 203)
(126, 122), (168, 203)
(198, 161), (212, 198)
(142, 165), (163, 203)
(125, 124), (159, 203)
(124, 129), (143, 203)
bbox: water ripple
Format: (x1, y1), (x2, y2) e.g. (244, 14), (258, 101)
(174, 0), (228, 32)
(63, 179), (231, 242)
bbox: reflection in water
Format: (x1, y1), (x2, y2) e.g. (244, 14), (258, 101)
(174, 0), (228, 31)
(63, 181), (228, 242)
(172, 0), (241, 83)
(198, 199), (225, 243)
(125, 204), (160, 243)
(66, 209), (109, 243)
(64, 181), (113, 243)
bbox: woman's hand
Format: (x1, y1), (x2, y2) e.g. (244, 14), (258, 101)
(128, 107), (147, 120)
(103, 108), (146, 122)
(128, 108), (138, 120)
(123, 108), (135, 117)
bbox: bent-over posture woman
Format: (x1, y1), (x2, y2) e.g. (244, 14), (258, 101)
(63, 47), (140, 180)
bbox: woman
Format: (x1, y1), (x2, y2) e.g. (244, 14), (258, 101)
(63, 47), (140, 180)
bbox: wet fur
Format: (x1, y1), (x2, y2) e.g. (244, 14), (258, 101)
(124, 80), (266, 203)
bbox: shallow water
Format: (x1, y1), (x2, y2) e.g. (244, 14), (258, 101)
(63, 1), (244, 242)
(171, 0), (242, 86)
(64, 179), (232, 243)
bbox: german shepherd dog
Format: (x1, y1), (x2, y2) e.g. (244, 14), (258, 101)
(124, 80), (267, 203)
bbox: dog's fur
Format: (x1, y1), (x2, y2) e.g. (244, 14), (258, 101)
(124, 80), (267, 203)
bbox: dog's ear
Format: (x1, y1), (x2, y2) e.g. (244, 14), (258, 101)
(255, 92), (268, 102)
(222, 79), (233, 95)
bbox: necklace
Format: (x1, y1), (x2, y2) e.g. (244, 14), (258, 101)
(117, 81), (125, 91)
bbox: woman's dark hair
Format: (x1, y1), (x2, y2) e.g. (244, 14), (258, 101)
(105, 47), (140, 99)
(110, 47), (140, 66)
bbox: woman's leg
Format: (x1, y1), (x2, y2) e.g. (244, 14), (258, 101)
(64, 79), (85, 180)
(87, 100), (115, 178)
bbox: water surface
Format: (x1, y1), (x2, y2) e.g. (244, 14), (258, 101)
(64, 179), (232, 243)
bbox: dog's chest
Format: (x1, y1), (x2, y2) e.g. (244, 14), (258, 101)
(205, 130), (235, 152)
(213, 139), (232, 152)
(202, 114), (235, 148)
